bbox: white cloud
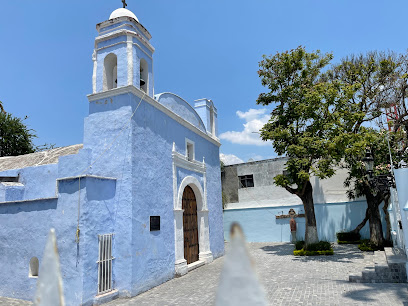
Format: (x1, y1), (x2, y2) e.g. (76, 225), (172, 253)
(220, 153), (244, 165)
(236, 109), (267, 121)
(247, 154), (264, 162)
(219, 108), (271, 146)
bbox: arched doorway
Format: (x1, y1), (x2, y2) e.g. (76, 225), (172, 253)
(182, 186), (199, 264)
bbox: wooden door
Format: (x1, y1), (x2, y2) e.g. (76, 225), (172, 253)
(182, 186), (199, 264)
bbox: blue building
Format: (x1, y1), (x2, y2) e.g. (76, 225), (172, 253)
(0, 7), (224, 305)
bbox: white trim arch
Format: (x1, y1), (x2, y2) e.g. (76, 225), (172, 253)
(174, 176), (213, 275)
(176, 176), (205, 210)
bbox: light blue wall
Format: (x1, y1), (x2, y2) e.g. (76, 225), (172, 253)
(86, 91), (224, 298)
(0, 179), (87, 305)
(224, 201), (386, 242)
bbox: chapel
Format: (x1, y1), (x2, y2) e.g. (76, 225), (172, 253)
(0, 6), (224, 305)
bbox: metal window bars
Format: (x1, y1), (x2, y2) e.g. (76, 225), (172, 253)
(97, 234), (114, 295)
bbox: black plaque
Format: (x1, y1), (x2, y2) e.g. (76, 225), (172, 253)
(150, 216), (160, 231)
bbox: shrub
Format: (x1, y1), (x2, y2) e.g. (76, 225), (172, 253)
(358, 239), (393, 252)
(293, 240), (334, 256)
(293, 249), (334, 256)
(336, 231), (360, 242)
(358, 239), (380, 252)
(295, 240), (305, 250)
(338, 240), (361, 244)
(306, 241), (331, 251)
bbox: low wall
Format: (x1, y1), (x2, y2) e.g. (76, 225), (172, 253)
(223, 201), (386, 242)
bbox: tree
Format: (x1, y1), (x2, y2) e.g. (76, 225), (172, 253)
(341, 129), (396, 247)
(257, 47), (349, 246)
(326, 52), (399, 247)
(0, 101), (52, 157)
(0, 112), (36, 157)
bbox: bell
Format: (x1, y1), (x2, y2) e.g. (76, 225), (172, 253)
(140, 78), (146, 86)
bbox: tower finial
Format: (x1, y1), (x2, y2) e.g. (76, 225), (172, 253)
(122, 0), (127, 8)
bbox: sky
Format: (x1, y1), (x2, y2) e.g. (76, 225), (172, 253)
(0, 1), (407, 165)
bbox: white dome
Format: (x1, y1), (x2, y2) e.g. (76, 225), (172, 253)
(109, 8), (139, 22)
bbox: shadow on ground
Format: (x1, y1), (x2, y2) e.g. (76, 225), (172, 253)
(336, 280), (408, 302)
(260, 243), (365, 263)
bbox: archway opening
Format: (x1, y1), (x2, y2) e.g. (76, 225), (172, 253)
(182, 185), (199, 264)
(140, 58), (148, 93)
(103, 53), (118, 91)
(29, 257), (39, 278)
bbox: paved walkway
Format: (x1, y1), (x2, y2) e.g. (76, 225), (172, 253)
(107, 243), (408, 306)
(2, 243), (408, 305)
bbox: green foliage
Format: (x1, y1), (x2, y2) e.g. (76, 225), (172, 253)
(338, 240), (361, 245)
(336, 231), (361, 242)
(0, 112), (36, 157)
(295, 240), (305, 250)
(358, 239), (393, 251)
(293, 249), (334, 256)
(257, 46), (350, 192)
(342, 128), (396, 200)
(305, 241), (332, 251)
(326, 52), (401, 199)
(222, 191), (228, 210)
(358, 239), (381, 252)
(293, 240), (333, 255)
(220, 160), (225, 172)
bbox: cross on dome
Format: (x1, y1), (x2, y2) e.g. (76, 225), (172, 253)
(109, 7), (139, 22)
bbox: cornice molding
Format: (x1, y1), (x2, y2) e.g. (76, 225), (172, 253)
(172, 151), (206, 174)
(97, 16), (152, 40)
(96, 29), (155, 53)
(87, 86), (221, 147)
(0, 197), (58, 206)
(57, 175), (117, 182)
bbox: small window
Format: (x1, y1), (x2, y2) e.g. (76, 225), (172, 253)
(185, 139), (195, 161)
(29, 257), (39, 278)
(150, 216), (161, 231)
(239, 175), (254, 188)
(97, 234), (114, 295)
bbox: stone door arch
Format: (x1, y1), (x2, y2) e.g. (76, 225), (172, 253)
(174, 176), (213, 275)
(182, 186), (199, 264)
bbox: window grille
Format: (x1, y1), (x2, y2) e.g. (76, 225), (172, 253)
(239, 175), (254, 188)
(97, 234), (114, 295)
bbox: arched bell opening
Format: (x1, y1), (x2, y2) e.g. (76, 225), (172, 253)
(140, 58), (148, 93)
(103, 53), (118, 91)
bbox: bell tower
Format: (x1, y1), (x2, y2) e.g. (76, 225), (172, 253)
(92, 6), (155, 97)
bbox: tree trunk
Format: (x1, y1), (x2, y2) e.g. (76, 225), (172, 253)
(366, 192), (384, 247)
(351, 208), (369, 234)
(383, 196), (391, 242)
(301, 180), (319, 247)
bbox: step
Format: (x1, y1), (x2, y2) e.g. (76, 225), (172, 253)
(385, 247), (407, 264)
(187, 260), (205, 272)
(349, 248), (408, 283)
(349, 273), (363, 283)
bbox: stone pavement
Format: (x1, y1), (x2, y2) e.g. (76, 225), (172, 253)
(106, 243), (408, 306)
(2, 243), (408, 305)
